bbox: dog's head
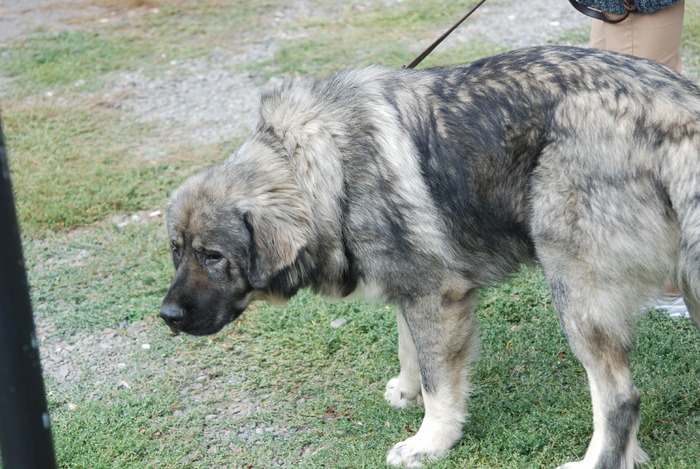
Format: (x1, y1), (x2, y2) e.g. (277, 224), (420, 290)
(160, 141), (311, 335)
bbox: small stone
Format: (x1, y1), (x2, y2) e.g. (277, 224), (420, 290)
(330, 318), (347, 328)
(117, 380), (131, 389)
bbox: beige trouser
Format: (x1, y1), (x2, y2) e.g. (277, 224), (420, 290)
(590, 0), (685, 73)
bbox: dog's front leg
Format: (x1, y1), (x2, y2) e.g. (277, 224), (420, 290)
(385, 291), (479, 467)
(384, 308), (423, 407)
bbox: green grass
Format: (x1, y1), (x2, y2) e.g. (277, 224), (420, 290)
(35, 265), (700, 468)
(682, 0), (700, 81)
(0, 2), (283, 93)
(25, 221), (172, 332)
(0, 0), (698, 467)
(2, 102), (225, 235)
(261, 0), (506, 77)
(0, 30), (152, 90)
(557, 26), (590, 47)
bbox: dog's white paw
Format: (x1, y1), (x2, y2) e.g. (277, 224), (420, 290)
(555, 442), (647, 469)
(384, 377), (423, 408)
(385, 435), (446, 467)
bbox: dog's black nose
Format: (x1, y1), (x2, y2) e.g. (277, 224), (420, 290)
(160, 303), (185, 325)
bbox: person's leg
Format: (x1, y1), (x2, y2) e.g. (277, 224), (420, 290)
(590, 17), (607, 49)
(589, 0), (685, 72)
(627, 0), (685, 72)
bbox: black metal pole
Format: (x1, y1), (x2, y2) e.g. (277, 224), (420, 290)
(0, 115), (58, 468)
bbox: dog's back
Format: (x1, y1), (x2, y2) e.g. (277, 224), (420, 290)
(264, 46), (700, 292)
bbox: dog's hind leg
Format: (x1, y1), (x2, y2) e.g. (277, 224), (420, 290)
(661, 124), (700, 330)
(385, 287), (479, 467)
(682, 293), (700, 329)
(540, 259), (650, 469)
(677, 277), (700, 329)
(384, 308), (423, 408)
(677, 249), (700, 328)
(529, 137), (685, 468)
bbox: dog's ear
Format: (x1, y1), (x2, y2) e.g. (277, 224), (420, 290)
(242, 204), (309, 290)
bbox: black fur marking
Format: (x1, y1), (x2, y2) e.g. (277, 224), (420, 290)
(595, 391), (641, 469)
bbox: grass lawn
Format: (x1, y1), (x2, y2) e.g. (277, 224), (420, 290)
(1, 0), (699, 467)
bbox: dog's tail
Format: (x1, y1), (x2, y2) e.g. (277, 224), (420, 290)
(665, 122), (700, 327)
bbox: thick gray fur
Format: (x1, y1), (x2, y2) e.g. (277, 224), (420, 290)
(161, 46), (700, 468)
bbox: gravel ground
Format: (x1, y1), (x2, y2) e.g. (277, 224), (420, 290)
(3, 0), (589, 147)
(100, 0), (589, 146)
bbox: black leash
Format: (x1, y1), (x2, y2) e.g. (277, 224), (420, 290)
(404, 0), (488, 69)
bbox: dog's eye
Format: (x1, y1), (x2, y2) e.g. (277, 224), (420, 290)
(170, 244), (181, 257)
(203, 252), (223, 266)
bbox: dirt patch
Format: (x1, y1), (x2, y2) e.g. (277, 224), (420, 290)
(101, 62), (263, 146)
(0, 0), (117, 43)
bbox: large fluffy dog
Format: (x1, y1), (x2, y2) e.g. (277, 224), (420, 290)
(161, 46), (700, 468)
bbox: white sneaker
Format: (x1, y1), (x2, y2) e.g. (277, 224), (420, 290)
(650, 295), (690, 318)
